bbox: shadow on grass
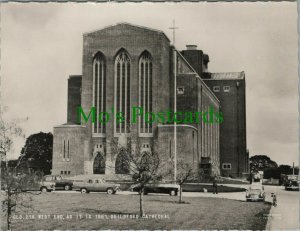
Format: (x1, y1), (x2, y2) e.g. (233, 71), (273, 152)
(255, 209), (271, 219)
(176, 201), (191, 204)
(146, 198), (191, 204)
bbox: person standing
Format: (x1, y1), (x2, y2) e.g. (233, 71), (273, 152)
(212, 176), (218, 194)
(249, 171), (253, 184)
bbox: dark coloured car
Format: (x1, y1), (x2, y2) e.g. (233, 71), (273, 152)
(285, 180), (299, 191)
(130, 183), (179, 196)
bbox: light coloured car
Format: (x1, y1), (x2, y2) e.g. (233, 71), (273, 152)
(246, 184), (265, 202)
(39, 175), (56, 192)
(42, 175), (73, 191)
(4, 174), (56, 192)
(72, 178), (120, 194)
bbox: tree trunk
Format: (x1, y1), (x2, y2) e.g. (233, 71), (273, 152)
(7, 193), (11, 230)
(179, 185), (183, 203)
(139, 189), (144, 218)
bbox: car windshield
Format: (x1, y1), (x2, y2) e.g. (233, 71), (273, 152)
(56, 176), (62, 180)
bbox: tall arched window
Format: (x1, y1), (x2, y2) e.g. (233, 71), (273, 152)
(114, 49), (131, 134)
(139, 51), (153, 135)
(93, 52), (106, 135)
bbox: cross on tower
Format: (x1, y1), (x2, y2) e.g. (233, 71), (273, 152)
(169, 20), (179, 46)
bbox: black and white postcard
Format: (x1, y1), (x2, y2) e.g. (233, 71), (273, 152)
(0, 2), (298, 230)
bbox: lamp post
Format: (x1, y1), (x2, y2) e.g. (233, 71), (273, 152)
(174, 49), (177, 183)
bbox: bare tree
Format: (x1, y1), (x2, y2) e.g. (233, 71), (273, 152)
(176, 161), (199, 203)
(163, 159), (199, 203)
(111, 135), (161, 217)
(0, 106), (32, 230)
(0, 106), (27, 167)
(1, 168), (40, 230)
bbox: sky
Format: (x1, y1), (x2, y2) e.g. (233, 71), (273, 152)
(1, 2), (298, 166)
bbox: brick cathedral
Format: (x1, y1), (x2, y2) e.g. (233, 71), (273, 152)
(52, 23), (249, 178)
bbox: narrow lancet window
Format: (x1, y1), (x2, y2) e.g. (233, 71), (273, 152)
(139, 51), (153, 135)
(93, 52), (106, 135)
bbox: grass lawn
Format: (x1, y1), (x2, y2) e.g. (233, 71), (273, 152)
(116, 182), (246, 192)
(7, 192), (270, 230)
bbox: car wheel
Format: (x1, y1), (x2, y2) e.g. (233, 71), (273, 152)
(41, 187), (48, 193)
(170, 190), (177, 196)
(64, 185), (71, 191)
(107, 188), (114, 195)
(81, 188), (88, 194)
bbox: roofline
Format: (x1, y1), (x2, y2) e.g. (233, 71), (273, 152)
(204, 71), (245, 80)
(68, 75), (82, 79)
(204, 78), (245, 81)
(83, 22), (170, 42)
(175, 49), (200, 78)
(174, 49), (219, 103)
(197, 77), (220, 103)
(54, 124), (86, 128)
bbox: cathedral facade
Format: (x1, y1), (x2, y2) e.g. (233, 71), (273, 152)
(52, 23), (247, 179)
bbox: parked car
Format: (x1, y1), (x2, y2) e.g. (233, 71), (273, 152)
(130, 183), (179, 196)
(72, 179), (120, 194)
(0, 174), (54, 193)
(246, 184), (265, 202)
(43, 175), (73, 191)
(285, 180), (300, 191)
(39, 175), (56, 192)
(2, 174), (71, 192)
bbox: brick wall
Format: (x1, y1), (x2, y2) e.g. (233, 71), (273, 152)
(157, 125), (198, 167)
(67, 75), (82, 124)
(52, 125), (87, 176)
(172, 73), (220, 175)
(204, 78), (247, 177)
(180, 49), (204, 75)
(82, 23), (171, 167)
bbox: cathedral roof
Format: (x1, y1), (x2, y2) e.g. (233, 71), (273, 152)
(54, 122), (85, 128)
(83, 22), (170, 42)
(209, 71), (245, 80)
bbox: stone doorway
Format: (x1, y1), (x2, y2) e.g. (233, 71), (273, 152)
(93, 152), (105, 174)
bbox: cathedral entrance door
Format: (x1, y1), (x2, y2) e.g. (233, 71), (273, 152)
(93, 152), (105, 174)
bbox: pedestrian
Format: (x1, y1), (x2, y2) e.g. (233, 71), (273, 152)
(271, 192), (277, 207)
(212, 176), (218, 194)
(249, 171), (253, 184)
